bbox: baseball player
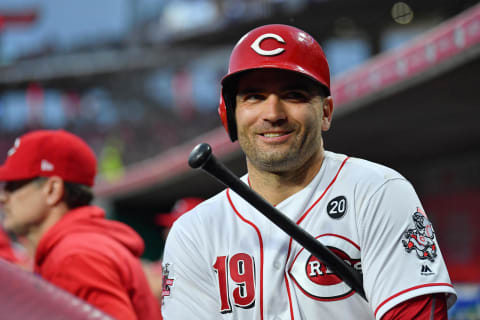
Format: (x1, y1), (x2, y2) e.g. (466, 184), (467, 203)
(0, 130), (162, 320)
(161, 24), (456, 319)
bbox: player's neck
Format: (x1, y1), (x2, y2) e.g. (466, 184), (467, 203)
(27, 204), (69, 250)
(247, 150), (325, 206)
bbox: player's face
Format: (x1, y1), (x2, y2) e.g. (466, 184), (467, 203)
(235, 69), (333, 173)
(0, 178), (49, 236)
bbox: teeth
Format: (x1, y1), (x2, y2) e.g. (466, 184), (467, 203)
(263, 133), (283, 138)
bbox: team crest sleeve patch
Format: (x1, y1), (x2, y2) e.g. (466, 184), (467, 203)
(401, 207), (437, 262)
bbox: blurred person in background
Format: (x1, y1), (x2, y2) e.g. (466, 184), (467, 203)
(0, 227), (18, 263)
(0, 226), (33, 270)
(155, 197), (204, 240)
(0, 129), (162, 320)
(143, 197), (204, 301)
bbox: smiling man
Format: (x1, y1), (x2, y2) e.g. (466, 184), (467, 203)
(234, 68), (332, 205)
(161, 24), (456, 320)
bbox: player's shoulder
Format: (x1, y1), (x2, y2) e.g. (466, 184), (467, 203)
(325, 150), (406, 184)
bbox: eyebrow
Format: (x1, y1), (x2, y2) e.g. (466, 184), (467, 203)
(237, 84), (316, 95)
(236, 87), (263, 95)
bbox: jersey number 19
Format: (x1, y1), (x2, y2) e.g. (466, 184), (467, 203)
(213, 254), (256, 314)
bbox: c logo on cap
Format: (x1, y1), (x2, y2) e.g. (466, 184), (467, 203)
(250, 33), (286, 56)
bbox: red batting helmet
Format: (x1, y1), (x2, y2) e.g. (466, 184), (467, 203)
(219, 24), (331, 142)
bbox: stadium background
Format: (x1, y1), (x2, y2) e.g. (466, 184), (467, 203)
(1, 0), (479, 318)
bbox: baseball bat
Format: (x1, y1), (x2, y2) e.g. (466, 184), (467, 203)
(188, 143), (366, 300)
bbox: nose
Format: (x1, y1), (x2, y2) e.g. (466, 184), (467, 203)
(262, 94), (287, 123)
(0, 188), (7, 204)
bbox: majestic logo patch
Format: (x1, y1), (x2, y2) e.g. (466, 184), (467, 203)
(250, 33), (286, 56)
(162, 263), (174, 303)
(289, 234), (362, 301)
(326, 196), (347, 219)
(421, 264), (434, 276)
(402, 207), (437, 262)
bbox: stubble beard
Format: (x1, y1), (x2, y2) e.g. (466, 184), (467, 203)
(239, 130), (320, 174)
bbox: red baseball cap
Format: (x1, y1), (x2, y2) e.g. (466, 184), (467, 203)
(0, 130), (97, 187)
(155, 198), (204, 228)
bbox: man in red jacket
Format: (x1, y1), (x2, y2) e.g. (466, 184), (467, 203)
(0, 129), (162, 320)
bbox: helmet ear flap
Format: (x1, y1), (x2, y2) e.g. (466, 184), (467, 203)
(218, 93), (229, 137)
(218, 84), (238, 142)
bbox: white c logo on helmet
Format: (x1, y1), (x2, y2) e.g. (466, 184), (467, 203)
(250, 33), (286, 56)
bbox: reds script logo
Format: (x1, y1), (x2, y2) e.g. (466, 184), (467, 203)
(250, 33), (286, 56)
(402, 207), (437, 262)
(289, 234), (362, 301)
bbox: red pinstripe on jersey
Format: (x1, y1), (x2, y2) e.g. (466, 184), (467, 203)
(297, 156), (350, 225)
(284, 155), (351, 316)
(284, 273), (296, 319)
(227, 189), (265, 320)
(285, 155), (350, 267)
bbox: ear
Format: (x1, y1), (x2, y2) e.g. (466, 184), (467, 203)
(321, 96), (333, 131)
(42, 176), (65, 207)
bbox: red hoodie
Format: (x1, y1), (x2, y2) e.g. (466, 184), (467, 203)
(0, 228), (18, 263)
(34, 206), (162, 320)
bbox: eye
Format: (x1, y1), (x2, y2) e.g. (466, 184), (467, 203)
(283, 90), (311, 102)
(4, 179), (31, 193)
(238, 92), (265, 103)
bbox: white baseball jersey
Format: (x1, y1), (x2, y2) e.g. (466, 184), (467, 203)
(162, 151), (456, 319)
